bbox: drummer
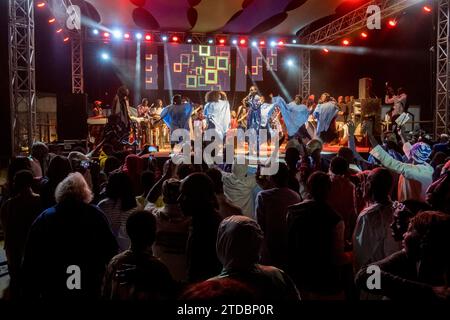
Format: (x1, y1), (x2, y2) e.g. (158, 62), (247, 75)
(137, 98), (151, 118)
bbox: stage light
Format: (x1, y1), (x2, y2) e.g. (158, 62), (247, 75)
(172, 36), (179, 42)
(232, 39), (238, 45)
(252, 41), (257, 47)
(162, 35), (168, 41)
(218, 38), (226, 45)
(145, 34), (152, 41)
(361, 32), (368, 38)
(286, 59), (294, 67)
(124, 33), (130, 39)
(270, 40), (277, 47)
(292, 39), (297, 44)
(63, 37), (69, 42)
(101, 52), (110, 60)
(208, 39), (214, 44)
(423, 6), (432, 13)
(342, 39), (350, 46)
(239, 38), (247, 45)
(323, 48), (329, 53)
(48, 18), (56, 24)
(37, 2), (45, 8)
(187, 38), (193, 43)
(260, 40), (265, 46)
(135, 33), (143, 40)
(388, 19), (397, 28)
(278, 41), (284, 46)
(92, 29), (99, 35)
(103, 32), (110, 38)
(112, 30), (122, 39)
(56, 28), (62, 33)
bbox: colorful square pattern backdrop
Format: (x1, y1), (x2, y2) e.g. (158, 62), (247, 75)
(235, 47), (248, 92)
(164, 44), (231, 91)
(144, 47), (158, 90)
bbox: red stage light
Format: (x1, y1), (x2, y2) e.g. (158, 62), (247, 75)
(56, 28), (62, 33)
(63, 37), (69, 42)
(342, 39), (350, 46)
(219, 38), (226, 44)
(145, 34), (152, 41)
(37, 2), (45, 8)
(361, 32), (368, 38)
(124, 33), (130, 39)
(323, 48), (329, 53)
(48, 18), (56, 24)
(278, 41), (284, 46)
(388, 19), (397, 27)
(423, 6), (432, 13)
(260, 40), (266, 46)
(172, 36), (179, 42)
(103, 32), (110, 38)
(239, 39), (246, 45)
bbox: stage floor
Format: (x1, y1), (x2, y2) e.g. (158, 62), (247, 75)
(148, 143), (371, 159)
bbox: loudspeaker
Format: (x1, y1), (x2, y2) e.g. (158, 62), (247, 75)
(57, 93), (88, 140)
(359, 78), (373, 99)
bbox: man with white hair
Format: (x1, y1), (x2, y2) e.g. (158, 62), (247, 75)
(21, 172), (118, 299)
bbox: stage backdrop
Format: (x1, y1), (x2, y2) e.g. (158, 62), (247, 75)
(164, 44), (231, 91)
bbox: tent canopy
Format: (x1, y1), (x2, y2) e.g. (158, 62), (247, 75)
(66, 0), (370, 36)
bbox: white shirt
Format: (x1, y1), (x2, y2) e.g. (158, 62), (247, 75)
(370, 145), (433, 202)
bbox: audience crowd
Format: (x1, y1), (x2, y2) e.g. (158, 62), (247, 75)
(0, 118), (449, 301)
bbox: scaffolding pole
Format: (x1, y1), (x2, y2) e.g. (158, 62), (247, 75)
(8, 0), (36, 155)
(435, 0), (450, 136)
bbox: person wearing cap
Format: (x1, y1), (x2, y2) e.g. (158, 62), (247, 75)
(365, 121), (433, 202)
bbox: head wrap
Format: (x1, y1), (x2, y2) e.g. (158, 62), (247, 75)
(410, 142), (431, 164)
(216, 215), (263, 271)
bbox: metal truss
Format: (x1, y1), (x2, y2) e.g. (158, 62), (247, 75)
(8, 0), (36, 155)
(435, 0), (450, 136)
(71, 32), (84, 93)
(300, 49), (311, 98)
(303, 0), (424, 45)
(47, 0), (84, 93)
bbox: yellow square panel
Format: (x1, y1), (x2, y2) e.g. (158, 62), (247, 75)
(206, 56), (216, 69)
(199, 45), (210, 56)
(205, 69), (217, 84)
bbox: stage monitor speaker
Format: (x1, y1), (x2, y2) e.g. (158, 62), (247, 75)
(57, 93), (88, 141)
(359, 78), (373, 99)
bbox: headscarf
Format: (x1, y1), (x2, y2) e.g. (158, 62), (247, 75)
(410, 142), (432, 164)
(216, 215), (263, 271)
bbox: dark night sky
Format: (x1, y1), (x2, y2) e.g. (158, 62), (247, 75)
(0, 2), (435, 158)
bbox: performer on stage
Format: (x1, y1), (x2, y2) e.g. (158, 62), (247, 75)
(111, 85), (132, 139)
(203, 91), (231, 141)
(313, 93), (339, 143)
(150, 99), (167, 147)
(385, 85), (407, 118)
(288, 95), (311, 141)
(137, 98), (151, 118)
(244, 86), (262, 133)
(92, 100), (103, 117)
(159, 94), (193, 148)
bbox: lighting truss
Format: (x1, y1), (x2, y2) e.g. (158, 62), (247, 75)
(435, 0), (450, 136)
(8, 0), (37, 154)
(303, 0), (424, 45)
(300, 49), (310, 99)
